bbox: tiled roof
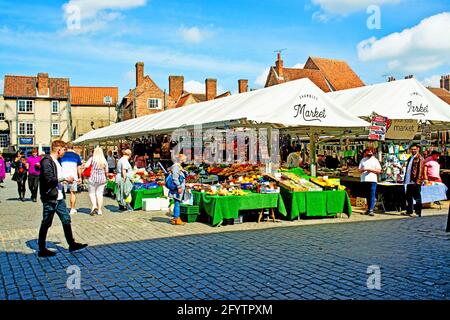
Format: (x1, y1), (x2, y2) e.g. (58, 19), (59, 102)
(192, 93), (206, 102)
(308, 57), (365, 91)
(428, 87), (450, 105)
(70, 86), (118, 106)
(282, 68), (331, 92)
(215, 91), (231, 99)
(175, 94), (192, 108)
(3, 75), (70, 98)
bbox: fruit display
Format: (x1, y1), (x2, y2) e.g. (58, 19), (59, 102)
(207, 164), (261, 178)
(265, 173), (322, 192)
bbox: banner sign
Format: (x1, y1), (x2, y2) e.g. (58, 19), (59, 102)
(386, 119), (419, 140)
(19, 137), (33, 145)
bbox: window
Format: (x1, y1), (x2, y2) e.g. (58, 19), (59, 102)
(0, 113), (4, 121)
(19, 122), (34, 135)
(52, 123), (60, 136)
(0, 134), (9, 147)
(52, 101), (59, 113)
(148, 98), (162, 109)
(18, 100), (34, 113)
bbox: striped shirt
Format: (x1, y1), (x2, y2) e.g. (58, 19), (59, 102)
(87, 158), (108, 184)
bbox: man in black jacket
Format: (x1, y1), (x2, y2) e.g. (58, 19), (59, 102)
(38, 140), (87, 257)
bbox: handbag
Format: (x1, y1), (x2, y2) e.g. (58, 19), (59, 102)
(82, 158), (92, 178)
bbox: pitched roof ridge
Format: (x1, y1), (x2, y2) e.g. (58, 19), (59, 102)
(309, 56), (347, 63)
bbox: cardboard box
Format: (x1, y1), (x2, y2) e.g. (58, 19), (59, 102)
(356, 197), (367, 208)
(143, 198), (161, 211)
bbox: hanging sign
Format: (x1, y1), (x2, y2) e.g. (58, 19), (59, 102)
(369, 115), (388, 141)
(386, 119), (419, 140)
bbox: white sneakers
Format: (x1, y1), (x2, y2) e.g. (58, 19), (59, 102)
(97, 210), (103, 215)
(69, 209), (77, 215)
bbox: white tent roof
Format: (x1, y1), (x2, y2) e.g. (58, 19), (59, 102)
(74, 78), (369, 144)
(328, 78), (450, 122)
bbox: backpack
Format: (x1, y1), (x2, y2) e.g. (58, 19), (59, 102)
(165, 165), (185, 191)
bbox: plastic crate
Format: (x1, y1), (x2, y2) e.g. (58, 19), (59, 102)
(180, 205), (200, 223)
(180, 204), (199, 215)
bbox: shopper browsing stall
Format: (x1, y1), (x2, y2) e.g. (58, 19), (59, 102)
(168, 153), (188, 226)
(358, 148), (382, 216)
(424, 151), (442, 182)
(404, 144), (424, 217)
(116, 149), (134, 211)
(86, 147), (109, 216)
(286, 146), (302, 168)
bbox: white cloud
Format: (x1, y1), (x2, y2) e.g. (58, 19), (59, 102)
(62, 0), (146, 34)
(357, 12), (450, 73)
(184, 80), (225, 95)
(421, 75), (441, 88)
(0, 79), (3, 94)
(255, 68), (270, 87)
(179, 26), (213, 44)
(311, 0), (400, 21)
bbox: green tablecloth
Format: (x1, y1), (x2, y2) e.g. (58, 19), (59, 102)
(193, 191), (287, 226)
(280, 187), (352, 219)
(105, 181), (164, 210)
(130, 187), (164, 210)
(106, 180), (117, 194)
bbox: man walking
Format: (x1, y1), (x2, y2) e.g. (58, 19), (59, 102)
(38, 140), (87, 257)
(404, 144), (424, 217)
(26, 147), (41, 202)
(358, 148), (382, 216)
(60, 142), (82, 215)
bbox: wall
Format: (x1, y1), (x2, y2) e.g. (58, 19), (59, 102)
(71, 105), (117, 139)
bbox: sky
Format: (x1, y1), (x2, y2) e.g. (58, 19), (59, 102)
(0, 0), (449, 99)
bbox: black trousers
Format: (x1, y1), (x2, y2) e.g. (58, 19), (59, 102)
(406, 184), (422, 216)
(16, 177), (27, 199)
(28, 175), (39, 200)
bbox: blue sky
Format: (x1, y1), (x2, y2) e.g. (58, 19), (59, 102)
(0, 0), (449, 98)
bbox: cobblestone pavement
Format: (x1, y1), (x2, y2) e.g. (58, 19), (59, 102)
(0, 178), (449, 300)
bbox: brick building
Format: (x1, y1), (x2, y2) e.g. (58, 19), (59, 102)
(119, 62), (233, 120)
(265, 53), (365, 92)
(1, 73), (71, 154)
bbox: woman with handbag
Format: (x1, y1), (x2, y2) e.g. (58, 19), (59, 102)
(12, 152), (28, 201)
(85, 147), (109, 216)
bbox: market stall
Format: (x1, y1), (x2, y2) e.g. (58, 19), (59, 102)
(74, 78), (371, 223)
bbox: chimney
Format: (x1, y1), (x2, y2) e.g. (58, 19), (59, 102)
(441, 75), (450, 91)
(37, 73), (49, 96)
(387, 76), (396, 82)
(238, 79), (248, 93)
(135, 62), (144, 87)
(205, 78), (217, 101)
(169, 75), (184, 100)
(404, 75), (413, 79)
(275, 53), (284, 78)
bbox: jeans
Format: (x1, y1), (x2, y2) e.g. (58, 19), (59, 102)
(406, 184), (422, 216)
(365, 182), (377, 212)
(38, 200), (72, 250)
(173, 199), (181, 219)
(28, 175), (39, 200)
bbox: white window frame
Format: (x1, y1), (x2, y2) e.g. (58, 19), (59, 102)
(51, 123), (60, 136)
(18, 100), (34, 113)
(147, 98), (162, 110)
(0, 112), (4, 121)
(51, 101), (59, 114)
(0, 134), (8, 147)
(18, 122), (34, 135)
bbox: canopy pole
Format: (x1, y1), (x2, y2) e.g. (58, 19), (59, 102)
(309, 127), (317, 177)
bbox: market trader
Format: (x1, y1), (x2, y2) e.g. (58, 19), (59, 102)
(358, 148), (382, 216)
(404, 144), (425, 217)
(424, 151), (442, 182)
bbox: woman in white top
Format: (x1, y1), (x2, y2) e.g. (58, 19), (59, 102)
(116, 149), (134, 211)
(86, 146), (109, 216)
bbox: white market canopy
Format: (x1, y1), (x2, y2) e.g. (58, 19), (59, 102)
(74, 78), (369, 145)
(328, 78), (450, 122)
